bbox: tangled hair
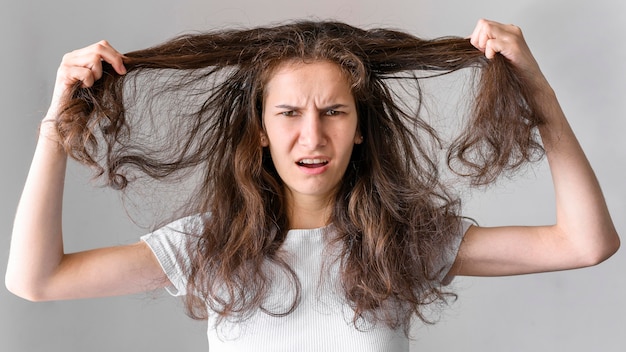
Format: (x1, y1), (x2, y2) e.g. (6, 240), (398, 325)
(55, 21), (545, 334)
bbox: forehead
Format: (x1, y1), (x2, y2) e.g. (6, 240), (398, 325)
(263, 60), (353, 103)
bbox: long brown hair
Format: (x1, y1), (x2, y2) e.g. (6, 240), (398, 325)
(55, 21), (545, 334)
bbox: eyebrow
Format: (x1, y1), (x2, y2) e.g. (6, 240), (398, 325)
(274, 104), (349, 110)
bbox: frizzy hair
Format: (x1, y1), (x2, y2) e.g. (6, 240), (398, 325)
(54, 21), (545, 333)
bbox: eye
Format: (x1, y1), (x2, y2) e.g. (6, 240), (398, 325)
(280, 110), (297, 117)
(325, 109), (342, 116)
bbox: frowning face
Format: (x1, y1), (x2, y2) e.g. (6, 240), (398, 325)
(261, 60), (362, 207)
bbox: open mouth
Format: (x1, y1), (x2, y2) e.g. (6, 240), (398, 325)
(296, 158), (329, 168)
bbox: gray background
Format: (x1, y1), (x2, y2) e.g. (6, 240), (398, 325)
(2, 0), (624, 351)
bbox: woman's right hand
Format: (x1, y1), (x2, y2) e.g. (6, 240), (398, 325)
(7, 41), (168, 302)
(45, 40), (127, 122)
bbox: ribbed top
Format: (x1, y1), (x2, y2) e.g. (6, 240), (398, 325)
(142, 218), (467, 351)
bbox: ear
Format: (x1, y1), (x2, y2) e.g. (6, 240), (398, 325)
(354, 132), (363, 145)
(260, 132), (269, 147)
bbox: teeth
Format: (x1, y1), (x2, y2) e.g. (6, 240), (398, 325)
(298, 159), (327, 165)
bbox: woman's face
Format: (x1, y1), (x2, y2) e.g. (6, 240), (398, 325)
(261, 60), (362, 205)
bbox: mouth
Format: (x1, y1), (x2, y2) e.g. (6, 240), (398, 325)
(296, 158), (329, 168)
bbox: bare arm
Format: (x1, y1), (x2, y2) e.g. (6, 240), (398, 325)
(451, 20), (620, 277)
(5, 41), (169, 301)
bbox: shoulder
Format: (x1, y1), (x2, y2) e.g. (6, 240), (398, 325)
(147, 213), (207, 237)
(140, 213), (208, 255)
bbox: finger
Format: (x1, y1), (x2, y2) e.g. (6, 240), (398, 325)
(57, 65), (96, 89)
(484, 39), (498, 60)
(469, 19), (494, 51)
(470, 19), (524, 60)
(91, 40), (127, 75)
(58, 53), (98, 89)
(84, 57), (104, 82)
(64, 40), (127, 77)
(57, 40), (128, 91)
(72, 66), (96, 88)
(469, 20), (485, 50)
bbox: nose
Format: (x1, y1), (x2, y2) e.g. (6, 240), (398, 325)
(298, 113), (326, 149)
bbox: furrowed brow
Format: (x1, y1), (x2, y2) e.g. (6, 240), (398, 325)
(321, 104), (349, 110)
(273, 103), (349, 110)
(275, 104), (300, 110)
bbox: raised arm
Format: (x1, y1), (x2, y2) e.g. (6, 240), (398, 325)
(5, 41), (168, 301)
(451, 19), (620, 276)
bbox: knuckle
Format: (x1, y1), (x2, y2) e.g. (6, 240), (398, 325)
(91, 40), (111, 54)
(61, 52), (72, 63)
(480, 18), (495, 30)
(509, 24), (523, 35)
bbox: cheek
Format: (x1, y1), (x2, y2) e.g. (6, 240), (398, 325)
(265, 131), (291, 165)
(265, 122), (298, 149)
(265, 128), (286, 151)
(339, 124), (360, 149)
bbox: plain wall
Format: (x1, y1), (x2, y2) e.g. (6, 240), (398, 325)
(1, 0), (624, 351)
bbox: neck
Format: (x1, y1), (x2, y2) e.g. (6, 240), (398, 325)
(286, 191), (333, 230)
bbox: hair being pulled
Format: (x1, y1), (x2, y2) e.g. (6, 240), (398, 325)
(54, 20), (545, 334)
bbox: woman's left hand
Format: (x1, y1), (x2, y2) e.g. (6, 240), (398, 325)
(469, 19), (544, 84)
(449, 19), (620, 278)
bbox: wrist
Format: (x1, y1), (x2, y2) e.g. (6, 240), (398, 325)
(38, 119), (66, 152)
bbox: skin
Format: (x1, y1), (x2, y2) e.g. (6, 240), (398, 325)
(450, 20), (620, 276)
(5, 20), (619, 302)
(261, 61), (362, 229)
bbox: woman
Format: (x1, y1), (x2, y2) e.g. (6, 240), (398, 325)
(6, 19), (619, 350)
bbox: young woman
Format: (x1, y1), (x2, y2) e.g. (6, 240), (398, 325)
(6, 19), (619, 350)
